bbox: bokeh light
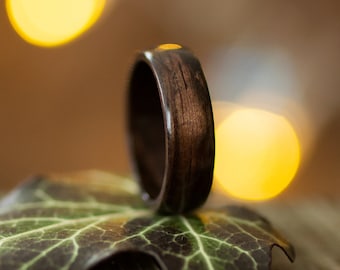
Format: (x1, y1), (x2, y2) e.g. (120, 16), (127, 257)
(6, 0), (106, 47)
(157, 43), (182, 50)
(214, 107), (301, 200)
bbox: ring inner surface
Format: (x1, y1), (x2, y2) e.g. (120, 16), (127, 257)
(129, 61), (165, 200)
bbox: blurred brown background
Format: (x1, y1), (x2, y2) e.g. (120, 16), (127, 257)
(0, 0), (339, 198)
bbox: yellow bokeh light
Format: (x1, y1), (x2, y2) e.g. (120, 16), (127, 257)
(6, 0), (106, 47)
(157, 44), (182, 50)
(214, 108), (301, 200)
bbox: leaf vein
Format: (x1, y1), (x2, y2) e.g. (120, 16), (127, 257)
(180, 217), (214, 270)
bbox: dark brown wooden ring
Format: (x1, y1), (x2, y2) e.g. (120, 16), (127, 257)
(127, 44), (215, 214)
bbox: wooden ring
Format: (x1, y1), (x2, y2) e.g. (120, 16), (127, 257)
(127, 44), (215, 214)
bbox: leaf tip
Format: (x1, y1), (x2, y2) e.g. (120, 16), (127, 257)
(272, 242), (296, 263)
(0, 174), (47, 208)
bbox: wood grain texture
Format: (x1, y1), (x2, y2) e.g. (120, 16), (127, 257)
(128, 46), (215, 214)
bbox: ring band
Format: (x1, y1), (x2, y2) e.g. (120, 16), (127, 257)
(127, 44), (215, 214)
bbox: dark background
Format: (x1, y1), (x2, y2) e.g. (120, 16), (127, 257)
(0, 0), (339, 198)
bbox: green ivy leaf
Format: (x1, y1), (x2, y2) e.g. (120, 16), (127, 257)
(0, 171), (294, 270)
